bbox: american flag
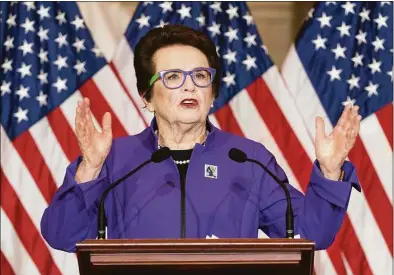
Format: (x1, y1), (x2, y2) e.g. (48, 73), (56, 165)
(282, 2), (393, 275)
(1, 2), (391, 275)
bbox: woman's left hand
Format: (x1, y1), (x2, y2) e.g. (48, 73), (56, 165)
(314, 104), (362, 180)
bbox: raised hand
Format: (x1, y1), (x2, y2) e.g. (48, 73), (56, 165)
(314, 104), (362, 180)
(75, 98), (112, 182)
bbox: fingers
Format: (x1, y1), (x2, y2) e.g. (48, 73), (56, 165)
(315, 116), (326, 141)
(102, 112), (112, 135)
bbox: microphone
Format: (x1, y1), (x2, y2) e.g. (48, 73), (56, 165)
(97, 147), (171, 239)
(229, 148), (294, 239)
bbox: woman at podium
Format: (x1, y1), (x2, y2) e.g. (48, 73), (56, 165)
(41, 25), (361, 253)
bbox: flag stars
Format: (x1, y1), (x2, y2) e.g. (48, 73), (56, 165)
(1, 81), (11, 96)
(71, 15), (85, 30)
(346, 74), (360, 90)
(359, 8), (370, 23)
(55, 32), (68, 48)
(341, 2), (356, 15)
(224, 27), (238, 43)
(21, 18), (35, 34)
(18, 40), (34, 56)
(53, 77), (68, 93)
(208, 22), (221, 37)
(14, 107), (29, 123)
(177, 4), (192, 20)
(37, 69), (48, 85)
(16, 85), (30, 101)
(342, 96), (356, 107)
(136, 14), (150, 28)
(223, 49), (237, 65)
(312, 34), (327, 50)
(387, 69), (393, 81)
(355, 30), (367, 45)
(72, 38), (86, 53)
(159, 2), (173, 13)
(316, 12), (332, 28)
(226, 4), (239, 20)
(331, 43), (347, 60)
(24, 2), (36, 11)
(37, 26), (49, 42)
(372, 37), (385, 52)
(222, 71), (236, 87)
(242, 54), (257, 71)
(210, 2), (222, 14)
(327, 66), (342, 81)
(91, 46), (103, 58)
(54, 55), (68, 70)
(351, 52), (364, 68)
(244, 33), (257, 47)
(243, 12), (253, 25)
(36, 91), (48, 107)
(56, 11), (67, 25)
(336, 22), (351, 37)
(2, 58), (13, 73)
(196, 14), (205, 27)
(368, 58), (382, 74)
(6, 14), (16, 28)
(364, 81), (379, 97)
(37, 5), (51, 20)
(38, 48), (49, 63)
(74, 60), (87, 75)
(374, 13), (388, 29)
(17, 62), (32, 79)
(155, 20), (167, 28)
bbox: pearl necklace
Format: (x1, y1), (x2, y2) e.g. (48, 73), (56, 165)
(157, 130), (208, 165)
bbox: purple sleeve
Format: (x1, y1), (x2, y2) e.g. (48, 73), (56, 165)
(40, 151), (114, 253)
(256, 144), (361, 250)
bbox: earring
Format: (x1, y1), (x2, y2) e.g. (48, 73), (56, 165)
(211, 101), (214, 108)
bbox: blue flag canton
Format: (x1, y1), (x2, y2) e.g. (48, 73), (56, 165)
(0, 1), (106, 140)
(124, 1), (274, 113)
(295, 1), (393, 123)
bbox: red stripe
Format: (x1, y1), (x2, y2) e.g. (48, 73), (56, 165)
(349, 137), (393, 255)
(375, 103), (393, 150)
(245, 78), (374, 273)
(79, 78), (128, 139)
(1, 172), (61, 275)
(213, 104), (244, 136)
(247, 77), (312, 190)
(47, 108), (81, 162)
(109, 62), (148, 128)
(328, 217), (373, 275)
(1, 251), (15, 275)
(12, 131), (58, 204)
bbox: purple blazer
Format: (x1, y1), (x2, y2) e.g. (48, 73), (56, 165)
(40, 119), (361, 252)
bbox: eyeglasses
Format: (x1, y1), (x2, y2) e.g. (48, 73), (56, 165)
(148, 67), (216, 89)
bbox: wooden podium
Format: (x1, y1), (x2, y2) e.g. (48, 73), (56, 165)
(76, 238), (315, 275)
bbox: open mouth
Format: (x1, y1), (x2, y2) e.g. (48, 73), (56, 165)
(180, 98), (199, 108)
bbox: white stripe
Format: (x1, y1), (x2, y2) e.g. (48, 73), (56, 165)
(314, 250), (338, 275)
(208, 114), (221, 129)
(1, 208), (40, 275)
(229, 83), (337, 273)
(281, 45), (333, 138)
(112, 37), (154, 124)
(282, 47), (392, 275)
(341, 251), (354, 275)
(93, 65), (147, 135)
(60, 90), (102, 133)
(262, 66), (316, 161)
(359, 114), (392, 203)
(229, 88), (302, 193)
(29, 118), (71, 187)
(0, 127), (79, 275)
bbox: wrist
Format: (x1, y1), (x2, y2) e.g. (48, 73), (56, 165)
(75, 160), (103, 183)
(320, 166), (341, 181)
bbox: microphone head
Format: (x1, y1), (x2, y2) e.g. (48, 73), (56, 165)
(228, 148), (247, 163)
(151, 147), (171, 163)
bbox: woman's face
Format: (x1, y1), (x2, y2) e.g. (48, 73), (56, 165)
(146, 45), (214, 126)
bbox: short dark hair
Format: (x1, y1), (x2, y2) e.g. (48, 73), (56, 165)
(133, 24), (221, 101)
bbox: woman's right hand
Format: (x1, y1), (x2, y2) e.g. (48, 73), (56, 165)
(75, 97), (112, 183)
